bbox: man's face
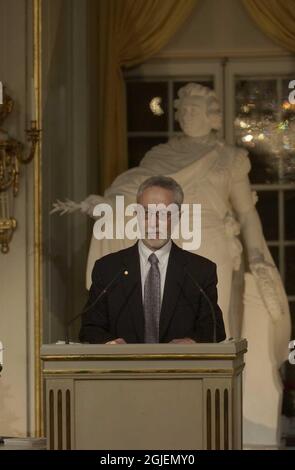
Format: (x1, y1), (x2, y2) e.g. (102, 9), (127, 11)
(137, 186), (179, 251)
(178, 97), (212, 137)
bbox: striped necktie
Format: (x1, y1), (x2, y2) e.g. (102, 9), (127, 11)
(144, 253), (161, 343)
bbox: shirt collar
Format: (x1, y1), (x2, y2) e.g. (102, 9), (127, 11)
(138, 239), (172, 266)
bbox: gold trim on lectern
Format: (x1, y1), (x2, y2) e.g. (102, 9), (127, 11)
(33, 0), (43, 438)
(42, 366), (245, 376)
(41, 351), (247, 362)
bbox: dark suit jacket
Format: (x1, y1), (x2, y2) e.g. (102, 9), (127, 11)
(79, 241), (226, 343)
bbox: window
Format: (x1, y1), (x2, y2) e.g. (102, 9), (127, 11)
(226, 59), (295, 314)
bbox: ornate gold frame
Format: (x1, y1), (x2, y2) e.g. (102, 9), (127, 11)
(33, 0), (42, 437)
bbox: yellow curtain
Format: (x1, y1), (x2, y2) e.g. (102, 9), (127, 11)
(242, 0), (295, 52)
(97, 0), (197, 191)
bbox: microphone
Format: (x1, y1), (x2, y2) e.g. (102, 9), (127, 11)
(184, 267), (217, 343)
(65, 267), (129, 344)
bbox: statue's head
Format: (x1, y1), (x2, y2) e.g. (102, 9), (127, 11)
(174, 83), (222, 137)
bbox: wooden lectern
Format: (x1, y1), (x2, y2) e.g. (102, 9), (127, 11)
(41, 339), (247, 450)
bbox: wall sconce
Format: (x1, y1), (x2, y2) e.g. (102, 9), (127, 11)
(0, 86), (40, 253)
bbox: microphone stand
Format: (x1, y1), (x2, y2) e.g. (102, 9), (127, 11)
(65, 267), (128, 344)
(185, 269), (217, 343)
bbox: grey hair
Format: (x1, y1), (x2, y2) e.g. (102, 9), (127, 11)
(174, 82), (222, 130)
(136, 175), (184, 207)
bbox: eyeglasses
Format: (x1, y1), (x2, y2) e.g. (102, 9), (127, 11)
(142, 208), (180, 219)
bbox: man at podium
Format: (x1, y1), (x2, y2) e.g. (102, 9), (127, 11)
(79, 176), (225, 344)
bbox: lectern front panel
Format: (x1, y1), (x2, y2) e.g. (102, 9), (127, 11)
(75, 379), (203, 450)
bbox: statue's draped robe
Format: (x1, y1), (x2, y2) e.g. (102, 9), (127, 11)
(86, 133), (291, 445)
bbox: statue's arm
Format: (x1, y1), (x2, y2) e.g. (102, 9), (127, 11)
(229, 158), (285, 321)
(230, 177), (265, 264)
(51, 194), (107, 218)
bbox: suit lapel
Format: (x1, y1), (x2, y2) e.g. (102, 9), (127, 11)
(159, 242), (188, 341)
(121, 242), (145, 342)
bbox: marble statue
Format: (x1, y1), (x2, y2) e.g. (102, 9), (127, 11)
(52, 83), (291, 446)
